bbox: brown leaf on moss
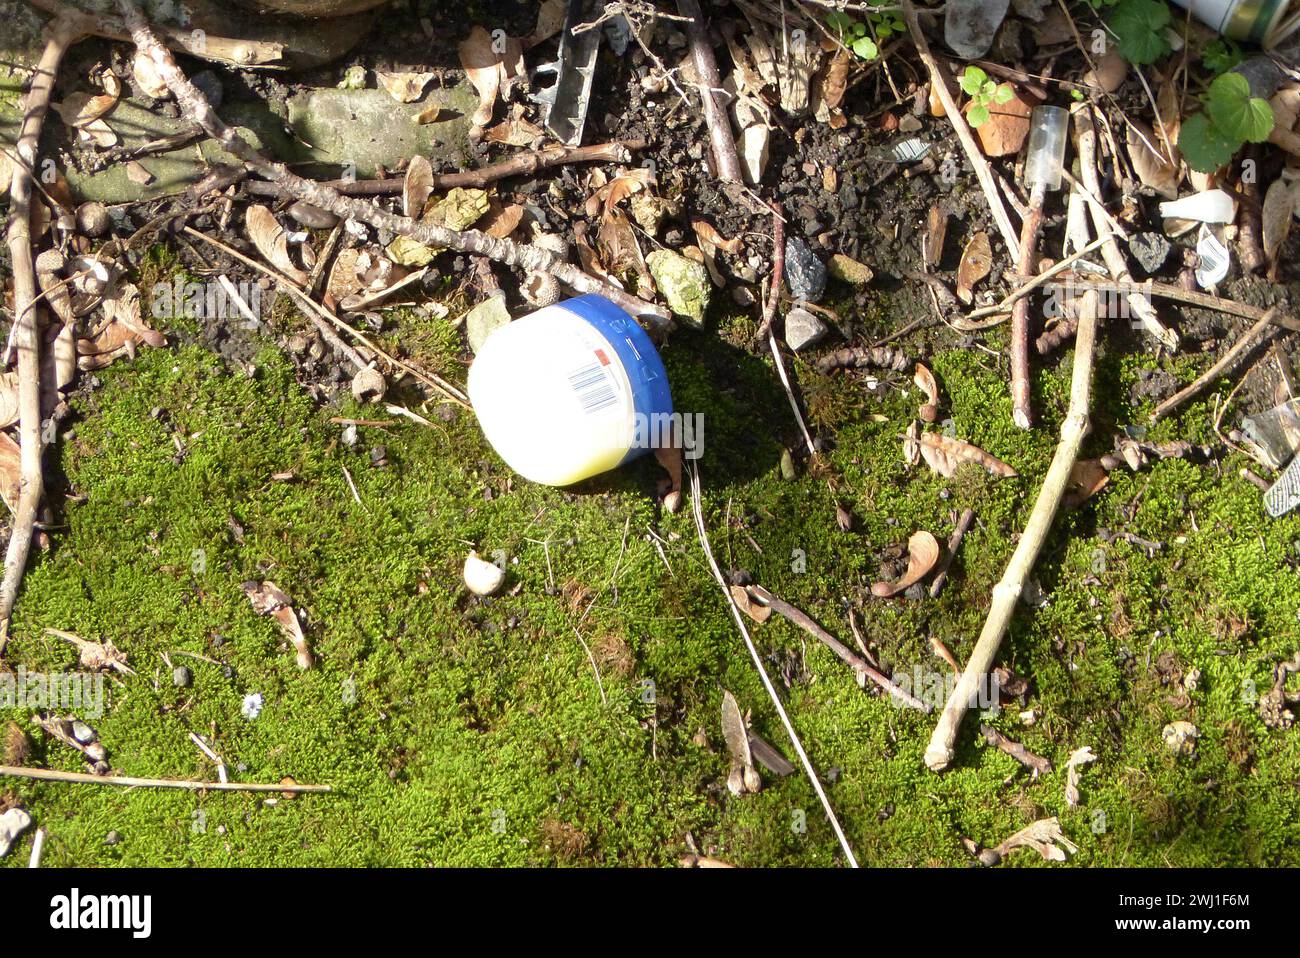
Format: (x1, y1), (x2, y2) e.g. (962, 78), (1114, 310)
(871, 530), (941, 598)
(918, 432), (1017, 478)
(955, 231), (992, 304)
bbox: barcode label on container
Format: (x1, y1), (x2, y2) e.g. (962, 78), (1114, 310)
(568, 358), (618, 414)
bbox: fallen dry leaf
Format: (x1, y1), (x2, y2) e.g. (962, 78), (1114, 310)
(1262, 176), (1295, 263)
(919, 432), (1017, 478)
(925, 204), (948, 268)
(241, 580), (313, 670)
(984, 816), (1077, 865)
(721, 689), (760, 795)
(480, 201), (524, 239)
(485, 114), (545, 147)
(0, 371), (19, 429)
(403, 155), (433, 219)
(872, 531), (941, 598)
(246, 205), (308, 284)
(132, 51), (169, 98)
(586, 167), (655, 219)
(956, 231), (992, 304)
(691, 219), (742, 255)
(55, 91), (118, 129)
(1064, 458), (1109, 509)
(1064, 746), (1096, 807)
(376, 70), (436, 103)
(459, 26), (502, 135)
(914, 362), (939, 423)
(525, 0), (567, 49)
(415, 103), (442, 125)
(0, 431), (20, 512)
(1127, 119), (1179, 200)
(730, 584), (772, 623)
(903, 420), (921, 467)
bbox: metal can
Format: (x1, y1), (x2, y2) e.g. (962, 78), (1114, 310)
(1170, 0), (1294, 45)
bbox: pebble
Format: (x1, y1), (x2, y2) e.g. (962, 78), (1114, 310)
(71, 720), (96, 744)
(288, 201), (339, 230)
(1128, 232), (1172, 275)
(104, 830), (122, 846)
(784, 306), (828, 351)
(173, 665), (193, 688)
(784, 237), (827, 303)
(1162, 720), (1199, 756)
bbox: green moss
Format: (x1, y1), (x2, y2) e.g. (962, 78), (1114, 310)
(3, 300), (1300, 867)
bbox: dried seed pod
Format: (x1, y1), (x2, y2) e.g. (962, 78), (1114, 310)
(871, 530), (941, 598)
(914, 362), (940, 423)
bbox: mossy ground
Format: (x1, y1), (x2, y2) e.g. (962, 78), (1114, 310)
(4, 277), (1300, 868)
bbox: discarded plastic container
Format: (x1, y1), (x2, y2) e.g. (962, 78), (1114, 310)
(468, 294), (673, 487)
(1024, 106), (1069, 191)
(1170, 0), (1295, 45)
(1159, 189), (1237, 224)
(1243, 397), (1300, 469)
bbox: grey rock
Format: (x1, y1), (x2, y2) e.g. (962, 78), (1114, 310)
(1129, 232), (1172, 275)
(1232, 57), (1283, 100)
(646, 250), (711, 327)
(945, 0), (1010, 59)
(173, 665), (193, 688)
(784, 307), (828, 351)
(465, 293), (512, 354)
(784, 237), (826, 302)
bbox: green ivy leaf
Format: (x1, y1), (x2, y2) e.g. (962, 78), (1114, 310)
(1178, 112), (1239, 173)
(959, 67), (988, 96)
(1108, 0), (1172, 65)
(1206, 71), (1275, 143)
(851, 36), (879, 60)
(968, 104), (990, 128)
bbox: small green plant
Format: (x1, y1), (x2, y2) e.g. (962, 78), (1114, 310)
(1202, 37), (1244, 75)
(1178, 71), (1275, 172)
(825, 9), (901, 61)
(958, 66), (1014, 128)
(1104, 0), (1173, 65)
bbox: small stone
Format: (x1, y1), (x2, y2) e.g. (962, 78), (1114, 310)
(646, 249), (711, 327)
(1162, 720), (1198, 756)
(71, 720), (96, 744)
(288, 201), (339, 230)
(784, 237), (826, 302)
(945, 0), (1011, 59)
(780, 447), (798, 480)
(827, 253), (874, 285)
(465, 293), (512, 354)
(75, 202), (112, 238)
(0, 808), (31, 860)
(241, 692), (265, 721)
(370, 445), (388, 467)
(1128, 232), (1172, 275)
(173, 665), (193, 688)
(104, 830), (122, 846)
(351, 366), (386, 403)
(784, 306), (828, 351)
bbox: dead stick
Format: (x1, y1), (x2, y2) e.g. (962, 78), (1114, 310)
(1150, 308), (1282, 423)
(677, 0), (744, 184)
(898, 0), (1020, 259)
(0, 14), (92, 652)
(755, 202), (785, 340)
(1073, 104), (1177, 350)
(980, 724), (1052, 776)
(749, 585), (931, 712)
(929, 508), (975, 598)
(925, 290), (1099, 771)
(243, 141), (646, 197)
(115, 0), (670, 332)
(0, 764), (330, 793)
(1011, 183), (1047, 429)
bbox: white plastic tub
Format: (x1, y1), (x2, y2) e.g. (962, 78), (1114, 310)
(467, 295), (674, 487)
